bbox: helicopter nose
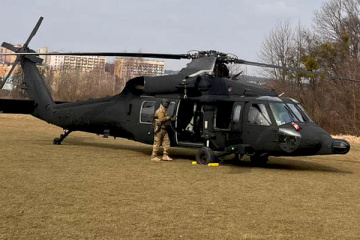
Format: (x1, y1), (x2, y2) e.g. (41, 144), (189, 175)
(332, 139), (350, 154)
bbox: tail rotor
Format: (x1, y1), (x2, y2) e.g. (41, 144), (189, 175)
(0, 17), (44, 89)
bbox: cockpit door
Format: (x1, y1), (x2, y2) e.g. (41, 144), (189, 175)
(212, 102), (244, 148)
(242, 101), (277, 152)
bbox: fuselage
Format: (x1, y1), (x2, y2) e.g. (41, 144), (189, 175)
(40, 92), (350, 157)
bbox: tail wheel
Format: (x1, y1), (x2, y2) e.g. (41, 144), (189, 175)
(196, 147), (215, 165)
(250, 153), (269, 165)
(53, 138), (62, 145)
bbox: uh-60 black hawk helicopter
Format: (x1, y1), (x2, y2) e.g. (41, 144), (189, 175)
(0, 17), (352, 165)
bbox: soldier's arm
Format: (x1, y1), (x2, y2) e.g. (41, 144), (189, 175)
(157, 111), (171, 123)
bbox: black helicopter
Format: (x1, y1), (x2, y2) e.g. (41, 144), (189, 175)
(0, 17), (351, 164)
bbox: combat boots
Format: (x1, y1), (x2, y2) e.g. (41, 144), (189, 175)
(162, 154), (173, 161)
(151, 153), (161, 162)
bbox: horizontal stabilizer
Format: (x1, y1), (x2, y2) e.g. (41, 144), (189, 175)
(0, 99), (36, 114)
(0, 99), (66, 114)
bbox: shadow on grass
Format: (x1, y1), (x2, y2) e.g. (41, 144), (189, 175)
(51, 136), (351, 173)
(55, 136), (196, 159)
(222, 157), (352, 174)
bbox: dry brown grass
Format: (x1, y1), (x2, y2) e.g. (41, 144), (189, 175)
(333, 134), (360, 145)
(1, 114), (360, 239)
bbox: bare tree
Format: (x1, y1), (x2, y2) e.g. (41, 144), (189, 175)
(314, 0), (360, 65)
(44, 69), (116, 102)
(259, 1), (360, 135)
(259, 20), (314, 85)
(260, 20), (294, 84)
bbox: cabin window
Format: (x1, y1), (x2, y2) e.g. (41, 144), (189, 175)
(215, 102), (234, 129)
(233, 105), (242, 124)
(230, 104), (242, 129)
(248, 103), (271, 126)
(166, 101), (176, 116)
(140, 101), (156, 124)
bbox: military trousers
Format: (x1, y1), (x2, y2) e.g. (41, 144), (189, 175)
(152, 129), (170, 156)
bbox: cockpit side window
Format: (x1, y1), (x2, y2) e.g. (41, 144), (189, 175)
(248, 103), (271, 126)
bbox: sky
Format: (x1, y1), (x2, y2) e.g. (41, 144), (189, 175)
(0, 0), (325, 73)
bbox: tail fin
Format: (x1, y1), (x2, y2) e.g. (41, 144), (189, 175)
(21, 58), (55, 109)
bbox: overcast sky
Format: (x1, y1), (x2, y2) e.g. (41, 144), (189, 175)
(0, 0), (325, 73)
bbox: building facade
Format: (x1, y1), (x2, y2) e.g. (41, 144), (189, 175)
(37, 47), (50, 65)
(0, 45), (21, 64)
(47, 55), (106, 72)
(114, 58), (165, 90)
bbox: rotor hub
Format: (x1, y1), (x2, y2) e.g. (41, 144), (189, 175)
(188, 50), (238, 63)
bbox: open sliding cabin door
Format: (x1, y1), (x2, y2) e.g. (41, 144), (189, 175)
(176, 100), (204, 147)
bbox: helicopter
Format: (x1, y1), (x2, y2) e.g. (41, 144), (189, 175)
(0, 17), (351, 165)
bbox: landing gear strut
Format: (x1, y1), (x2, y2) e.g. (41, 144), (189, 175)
(53, 129), (72, 145)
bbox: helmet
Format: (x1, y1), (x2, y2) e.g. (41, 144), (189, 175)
(161, 99), (170, 108)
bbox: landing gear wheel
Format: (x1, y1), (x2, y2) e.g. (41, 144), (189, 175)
(196, 147), (215, 165)
(250, 153), (269, 165)
(53, 138), (62, 145)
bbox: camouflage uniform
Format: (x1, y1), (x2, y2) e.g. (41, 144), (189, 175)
(151, 104), (173, 161)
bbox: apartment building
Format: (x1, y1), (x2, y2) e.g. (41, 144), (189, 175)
(114, 58), (165, 78)
(48, 55), (106, 72)
(114, 58), (165, 90)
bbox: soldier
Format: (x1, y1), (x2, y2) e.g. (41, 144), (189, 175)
(151, 99), (174, 162)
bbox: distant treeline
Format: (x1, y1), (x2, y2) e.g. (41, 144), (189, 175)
(259, 0), (360, 136)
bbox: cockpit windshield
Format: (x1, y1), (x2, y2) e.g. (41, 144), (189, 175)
(296, 104), (314, 123)
(269, 101), (315, 126)
(287, 104), (305, 122)
(269, 103), (304, 126)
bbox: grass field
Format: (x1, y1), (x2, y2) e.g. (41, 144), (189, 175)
(1, 114), (360, 239)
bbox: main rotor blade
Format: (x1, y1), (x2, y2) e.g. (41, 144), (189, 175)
(234, 59), (360, 82)
(0, 57), (20, 89)
(0, 52), (189, 60)
(24, 17), (43, 48)
(235, 59), (321, 76)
